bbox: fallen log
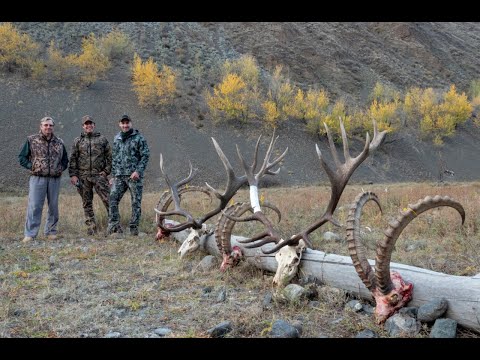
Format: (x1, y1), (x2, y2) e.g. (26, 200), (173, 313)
(168, 224), (480, 333)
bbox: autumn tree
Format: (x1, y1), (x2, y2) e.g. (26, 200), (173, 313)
(0, 22), (40, 75)
(131, 53), (177, 109)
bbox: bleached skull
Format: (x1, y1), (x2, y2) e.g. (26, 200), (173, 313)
(272, 240), (306, 287)
(178, 229), (201, 258)
(178, 225), (211, 258)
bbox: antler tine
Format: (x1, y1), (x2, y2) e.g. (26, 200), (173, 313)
(257, 131), (289, 179)
(284, 118), (384, 251)
(157, 153), (198, 229)
(369, 119), (387, 152)
(200, 138), (249, 223)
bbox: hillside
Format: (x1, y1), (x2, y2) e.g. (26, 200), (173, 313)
(2, 22), (480, 194)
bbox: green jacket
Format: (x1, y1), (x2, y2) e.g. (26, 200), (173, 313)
(18, 132), (68, 177)
(111, 129), (150, 177)
(68, 131), (112, 178)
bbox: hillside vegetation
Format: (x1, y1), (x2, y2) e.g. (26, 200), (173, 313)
(2, 22), (480, 193)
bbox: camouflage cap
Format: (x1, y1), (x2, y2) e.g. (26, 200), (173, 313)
(82, 115), (94, 124)
(120, 114), (131, 122)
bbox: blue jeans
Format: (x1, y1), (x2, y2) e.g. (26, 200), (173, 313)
(24, 176), (61, 238)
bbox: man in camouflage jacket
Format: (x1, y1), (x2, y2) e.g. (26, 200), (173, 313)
(18, 116), (69, 242)
(69, 115), (112, 235)
(107, 114), (150, 236)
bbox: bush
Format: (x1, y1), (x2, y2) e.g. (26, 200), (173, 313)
(0, 22), (40, 75)
(98, 29), (132, 60)
(206, 73), (248, 122)
(131, 53), (177, 109)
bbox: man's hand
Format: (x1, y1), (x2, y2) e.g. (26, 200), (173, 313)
(109, 177), (114, 187)
(70, 176), (79, 186)
(130, 171), (140, 181)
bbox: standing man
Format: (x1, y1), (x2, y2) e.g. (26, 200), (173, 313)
(69, 115), (112, 236)
(18, 116), (69, 242)
(107, 114), (150, 236)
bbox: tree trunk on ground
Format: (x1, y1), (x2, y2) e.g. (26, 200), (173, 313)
(169, 226), (480, 333)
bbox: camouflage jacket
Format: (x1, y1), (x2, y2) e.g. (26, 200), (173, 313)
(68, 132), (112, 178)
(18, 132), (68, 177)
(111, 129), (150, 177)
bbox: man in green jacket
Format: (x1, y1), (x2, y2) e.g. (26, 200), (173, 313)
(107, 114), (150, 236)
(18, 116), (69, 242)
(69, 115), (112, 236)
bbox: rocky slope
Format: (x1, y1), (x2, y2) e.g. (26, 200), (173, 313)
(2, 22), (480, 193)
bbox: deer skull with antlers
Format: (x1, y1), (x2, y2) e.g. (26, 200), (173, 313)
(154, 135), (287, 266)
(219, 119), (386, 286)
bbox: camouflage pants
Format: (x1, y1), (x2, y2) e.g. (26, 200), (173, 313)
(107, 176), (144, 232)
(77, 174), (110, 230)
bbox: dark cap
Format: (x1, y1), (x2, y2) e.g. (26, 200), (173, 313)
(120, 114), (131, 122)
(82, 115), (94, 124)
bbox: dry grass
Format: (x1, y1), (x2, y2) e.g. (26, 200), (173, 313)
(0, 182), (479, 338)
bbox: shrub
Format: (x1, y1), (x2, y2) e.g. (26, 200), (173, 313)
(131, 53), (177, 108)
(73, 33), (111, 86)
(205, 73), (248, 122)
(0, 22), (40, 75)
(222, 54), (260, 89)
(319, 99), (352, 141)
(419, 85), (472, 145)
(98, 29), (132, 60)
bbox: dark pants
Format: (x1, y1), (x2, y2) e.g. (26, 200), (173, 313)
(107, 176), (143, 232)
(76, 174), (110, 230)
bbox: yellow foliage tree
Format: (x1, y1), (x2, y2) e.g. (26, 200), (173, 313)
(265, 65), (295, 124)
(44, 40), (72, 81)
(319, 100), (352, 140)
(262, 100), (280, 128)
(206, 73), (248, 122)
(365, 99), (399, 133)
(73, 33), (111, 86)
(131, 53), (177, 108)
(222, 54), (260, 89)
(419, 85), (472, 145)
(0, 22), (40, 74)
(97, 29), (132, 60)
(284, 88), (329, 134)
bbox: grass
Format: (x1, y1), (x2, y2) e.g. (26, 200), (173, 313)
(0, 181), (479, 338)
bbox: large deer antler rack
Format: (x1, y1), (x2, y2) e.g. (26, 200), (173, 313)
(222, 119), (387, 254)
(154, 132), (288, 238)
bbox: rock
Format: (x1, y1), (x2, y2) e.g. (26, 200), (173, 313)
(196, 255), (217, 271)
(356, 329), (379, 338)
(217, 288), (227, 302)
(104, 331), (121, 338)
(281, 284), (307, 303)
(417, 298), (448, 323)
(385, 313), (421, 337)
(430, 318), (457, 338)
(154, 328), (172, 337)
(269, 320), (300, 338)
(207, 321), (232, 338)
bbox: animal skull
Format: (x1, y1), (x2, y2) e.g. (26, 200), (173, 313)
(177, 225), (210, 258)
(272, 239), (306, 287)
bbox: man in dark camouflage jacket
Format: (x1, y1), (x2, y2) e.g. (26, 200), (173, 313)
(69, 115), (112, 235)
(107, 114), (150, 236)
(18, 116), (69, 242)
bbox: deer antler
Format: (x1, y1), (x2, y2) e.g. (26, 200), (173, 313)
(155, 133), (287, 238)
(231, 119), (386, 254)
(346, 192), (465, 324)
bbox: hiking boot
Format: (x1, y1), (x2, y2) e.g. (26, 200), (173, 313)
(107, 226), (123, 238)
(47, 234), (58, 240)
(129, 227), (139, 236)
(87, 227), (97, 236)
(22, 236), (34, 243)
